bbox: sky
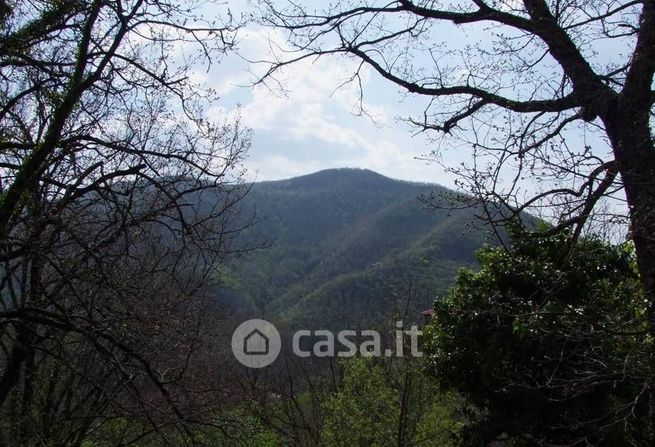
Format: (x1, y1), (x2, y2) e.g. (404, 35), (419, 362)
(189, 0), (630, 193)
(198, 21), (461, 185)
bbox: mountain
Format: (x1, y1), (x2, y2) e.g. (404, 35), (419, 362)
(218, 168), (495, 329)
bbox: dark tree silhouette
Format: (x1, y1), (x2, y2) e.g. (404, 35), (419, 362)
(0, 1), (250, 443)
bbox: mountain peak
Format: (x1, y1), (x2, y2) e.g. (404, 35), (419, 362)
(226, 167), (486, 328)
(288, 167), (388, 183)
(259, 168), (405, 192)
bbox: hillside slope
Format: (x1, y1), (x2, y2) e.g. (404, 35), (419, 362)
(219, 168), (494, 329)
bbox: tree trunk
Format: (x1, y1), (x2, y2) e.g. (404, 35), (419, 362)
(0, 324), (32, 408)
(605, 104), (655, 429)
(606, 111), (655, 331)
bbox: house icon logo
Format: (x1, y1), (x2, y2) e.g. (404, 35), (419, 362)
(244, 328), (270, 355)
(231, 319), (281, 368)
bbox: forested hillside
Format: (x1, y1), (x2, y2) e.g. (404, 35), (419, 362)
(218, 168), (491, 329)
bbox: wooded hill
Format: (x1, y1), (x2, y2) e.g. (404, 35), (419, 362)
(218, 168), (493, 329)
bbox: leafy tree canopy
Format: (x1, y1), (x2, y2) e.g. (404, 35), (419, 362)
(424, 229), (651, 445)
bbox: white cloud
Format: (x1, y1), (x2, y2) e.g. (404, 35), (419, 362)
(203, 26), (452, 186)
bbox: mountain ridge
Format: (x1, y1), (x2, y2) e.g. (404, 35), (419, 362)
(219, 168), (492, 329)
(254, 168), (441, 189)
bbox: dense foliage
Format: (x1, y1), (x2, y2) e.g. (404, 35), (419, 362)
(425, 230), (650, 445)
(322, 357), (463, 447)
